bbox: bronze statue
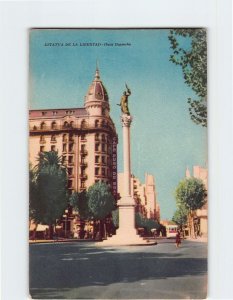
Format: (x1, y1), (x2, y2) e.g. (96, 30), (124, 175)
(117, 84), (131, 115)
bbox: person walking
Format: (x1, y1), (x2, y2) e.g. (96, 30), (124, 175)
(175, 230), (181, 248)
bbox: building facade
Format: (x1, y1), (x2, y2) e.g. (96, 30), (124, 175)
(186, 165), (208, 237)
(117, 172), (160, 221)
(29, 68), (118, 199)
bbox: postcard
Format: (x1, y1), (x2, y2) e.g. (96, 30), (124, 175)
(29, 28), (207, 299)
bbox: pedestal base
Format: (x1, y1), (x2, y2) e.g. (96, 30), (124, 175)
(96, 230), (156, 246)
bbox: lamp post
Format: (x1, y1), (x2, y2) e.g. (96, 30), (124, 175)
(63, 209), (68, 238)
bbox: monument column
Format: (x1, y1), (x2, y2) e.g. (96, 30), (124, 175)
(96, 84), (155, 246)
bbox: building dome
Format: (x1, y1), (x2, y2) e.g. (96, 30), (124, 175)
(85, 68), (109, 104)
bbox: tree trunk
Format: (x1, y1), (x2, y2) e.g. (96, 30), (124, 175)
(49, 224), (54, 239)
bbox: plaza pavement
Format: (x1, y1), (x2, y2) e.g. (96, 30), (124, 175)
(29, 238), (207, 299)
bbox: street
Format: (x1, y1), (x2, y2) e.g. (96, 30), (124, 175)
(29, 239), (207, 299)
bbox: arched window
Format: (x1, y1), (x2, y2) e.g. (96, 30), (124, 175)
(95, 133), (100, 141)
(51, 121), (57, 129)
(81, 119), (87, 129)
(40, 135), (45, 143)
(51, 135), (56, 142)
(63, 121), (69, 128)
(101, 120), (105, 127)
(40, 122), (46, 130)
(70, 121), (74, 128)
(95, 120), (100, 128)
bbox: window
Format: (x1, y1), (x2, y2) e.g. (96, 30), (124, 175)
(81, 119), (87, 128)
(95, 133), (99, 141)
(40, 122), (46, 129)
(102, 143), (106, 152)
(51, 135), (56, 142)
(95, 143), (100, 152)
(40, 146), (45, 152)
(63, 134), (67, 142)
(40, 135), (45, 142)
(69, 143), (74, 152)
(68, 156), (73, 164)
(81, 134), (86, 141)
(95, 120), (100, 128)
(51, 122), (57, 129)
(62, 156), (66, 164)
(95, 167), (99, 176)
(70, 121), (74, 128)
(80, 181), (85, 188)
(102, 156), (106, 164)
(102, 134), (106, 142)
(52, 111), (57, 116)
(51, 145), (56, 151)
(95, 156), (100, 163)
(63, 121), (69, 128)
(42, 112), (47, 116)
(102, 168), (106, 176)
(63, 144), (67, 152)
(68, 168), (73, 176)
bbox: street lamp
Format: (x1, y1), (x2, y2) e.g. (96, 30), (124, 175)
(63, 209), (68, 238)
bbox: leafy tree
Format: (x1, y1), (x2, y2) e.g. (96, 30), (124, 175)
(172, 205), (188, 231)
(30, 151), (68, 238)
(69, 191), (90, 220)
(135, 212), (145, 228)
(87, 181), (116, 239)
(168, 29), (207, 127)
(175, 177), (207, 237)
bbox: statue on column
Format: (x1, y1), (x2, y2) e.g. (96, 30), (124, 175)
(118, 84), (131, 115)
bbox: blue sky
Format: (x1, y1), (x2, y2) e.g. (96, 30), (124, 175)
(29, 29), (207, 220)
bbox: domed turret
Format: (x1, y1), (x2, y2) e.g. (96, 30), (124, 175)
(84, 68), (110, 116)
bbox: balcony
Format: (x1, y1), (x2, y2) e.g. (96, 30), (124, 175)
(80, 149), (88, 156)
(79, 174), (88, 180)
(80, 162), (88, 167)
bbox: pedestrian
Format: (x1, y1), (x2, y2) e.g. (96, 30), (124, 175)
(175, 230), (181, 248)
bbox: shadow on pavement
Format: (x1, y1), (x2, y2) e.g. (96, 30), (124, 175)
(29, 242), (207, 299)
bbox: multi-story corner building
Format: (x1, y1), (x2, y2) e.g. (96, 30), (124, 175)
(117, 172), (160, 221)
(29, 68), (118, 199)
(186, 165), (208, 237)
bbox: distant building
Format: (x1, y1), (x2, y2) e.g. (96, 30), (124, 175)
(118, 173), (160, 221)
(186, 166), (208, 237)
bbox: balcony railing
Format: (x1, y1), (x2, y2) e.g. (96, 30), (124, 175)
(80, 162), (88, 167)
(80, 149), (88, 155)
(79, 174), (88, 180)
(30, 123), (115, 133)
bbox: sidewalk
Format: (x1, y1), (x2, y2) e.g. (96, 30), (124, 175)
(186, 236), (208, 243)
(29, 238), (94, 244)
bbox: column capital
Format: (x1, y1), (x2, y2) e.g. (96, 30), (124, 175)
(121, 114), (133, 127)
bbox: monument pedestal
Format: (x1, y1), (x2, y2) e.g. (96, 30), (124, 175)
(96, 113), (156, 246)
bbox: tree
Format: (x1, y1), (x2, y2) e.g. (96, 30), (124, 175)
(175, 177), (207, 237)
(168, 29), (207, 127)
(30, 151), (68, 238)
(172, 205), (188, 231)
(87, 181), (116, 239)
(69, 191), (90, 220)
